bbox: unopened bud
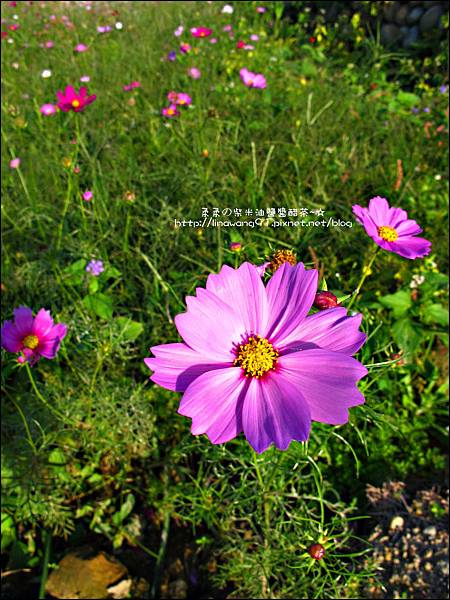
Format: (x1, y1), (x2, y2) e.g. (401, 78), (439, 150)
(314, 291), (339, 310)
(308, 543), (325, 560)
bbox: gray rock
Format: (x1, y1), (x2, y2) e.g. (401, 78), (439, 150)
(423, 525), (437, 538)
(395, 5), (409, 25)
(402, 25), (420, 48)
(420, 6), (444, 33)
(406, 7), (424, 25)
(381, 23), (403, 45)
(383, 2), (400, 22)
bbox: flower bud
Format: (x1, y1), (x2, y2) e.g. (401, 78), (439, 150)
(313, 291), (339, 310)
(229, 242), (242, 252)
(308, 543), (325, 560)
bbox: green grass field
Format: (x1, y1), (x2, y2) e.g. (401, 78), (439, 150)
(1, 1), (448, 598)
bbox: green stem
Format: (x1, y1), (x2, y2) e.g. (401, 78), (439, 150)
(38, 530), (51, 600)
(11, 398), (37, 455)
(347, 247), (380, 311)
(253, 453), (273, 599)
(24, 362), (66, 421)
(150, 512), (170, 599)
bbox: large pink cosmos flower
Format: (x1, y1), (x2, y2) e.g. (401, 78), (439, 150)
(352, 196), (432, 259)
(56, 86), (96, 112)
(145, 262), (367, 454)
(240, 68), (267, 89)
(1, 306), (67, 366)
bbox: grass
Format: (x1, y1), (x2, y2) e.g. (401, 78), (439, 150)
(1, 1), (448, 598)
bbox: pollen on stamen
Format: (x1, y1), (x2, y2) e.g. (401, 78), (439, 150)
(22, 334), (39, 350)
(234, 334), (279, 379)
(270, 249), (297, 272)
(378, 225), (399, 242)
(72, 99), (80, 108)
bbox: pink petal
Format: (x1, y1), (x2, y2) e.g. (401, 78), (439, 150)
(280, 307), (366, 355)
(31, 308), (54, 338)
(1, 320), (22, 352)
(278, 349), (367, 425)
(265, 263), (318, 345)
(178, 367), (246, 444)
(175, 289), (246, 361)
(12, 306), (33, 337)
(145, 342), (229, 392)
(242, 373), (311, 453)
(388, 236), (432, 259)
(367, 196), (391, 226)
(396, 219), (423, 237)
(206, 262), (268, 335)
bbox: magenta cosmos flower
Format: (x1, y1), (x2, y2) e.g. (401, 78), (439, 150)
(162, 105), (179, 118)
(56, 86), (96, 112)
(191, 27), (212, 38)
(145, 262), (367, 453)
(40, 103), (57, 116)
(1, 306), (67, 366)
(240, 68), (267, 89)
(352, 196), (432, 260)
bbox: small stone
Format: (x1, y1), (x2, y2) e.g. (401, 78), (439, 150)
(395, 5), (409, 25)
(390, 516), (405, 530)
(423, 525), (437, 538)
(406, 7), (424, 25)
(419, 6), (444, 33)
(402, 26), (419, 48)
(107, 579), (132, 599)
(437, 560), (449, 577)
(381, 23), (402, 45)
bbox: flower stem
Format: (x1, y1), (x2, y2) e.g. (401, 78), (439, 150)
(253, 452), (273, 599)
(38, 530), (51, 600)
(24, 362), (66, 421)
(347, 247), (380, 311)
(11, 397), (37, 455)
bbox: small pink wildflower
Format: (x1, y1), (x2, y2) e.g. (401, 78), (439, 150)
(188, 67), (201, 79)
(9, 157), (20, 169)
(80, 75), (90, 83)
(123, 81), (141, 91)
(162, 105), (179, 118)
(240, 68), (267, 89)
(191, 27), (212, 38)
(180, 43), (191, 54)
(82, 190), (93, 201)
(40, 103), (57, 116)
(74, 43), (88, 53)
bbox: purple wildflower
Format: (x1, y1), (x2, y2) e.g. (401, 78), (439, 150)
(86, 259), (104, 276)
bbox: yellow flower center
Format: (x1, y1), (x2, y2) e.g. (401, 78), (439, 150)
(22, 334), (39, 350)
(72, 99), (80, 108)
(270, 249), (297, 272)
(167, 108), (175, 115)
(234, 335), (279, 378)
(378, 226), (398, 242)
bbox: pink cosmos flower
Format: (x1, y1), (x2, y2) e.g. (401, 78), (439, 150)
(145, 262), (367, 454)
(1, 306), (67, 366)
(83, 190), (93, 201)
(9, 157), (20, 169)
(123, 81), (141, 91)
(188, 67), (201, 79)
(223, 25), (233, 32)
(191, 27), (212, 38)
(56, 86), (96, 112)
(256, 6), (267, 13)
(45, 40), (54, 48)
(40, 103), (57, 116)
(175, 92), (192, 106)
(80, 75), (90, 82)
(174, 25), (184, 37)
(97, 25), (112, 33)
(162, 105), (179, 118)
(180, 43), (191, 54)
(75, 43), (88, 52)
(352, 196), (432, 260)
(240, 68), (267, 89)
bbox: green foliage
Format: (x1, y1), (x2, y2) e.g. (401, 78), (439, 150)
(1, 1), (448, 598)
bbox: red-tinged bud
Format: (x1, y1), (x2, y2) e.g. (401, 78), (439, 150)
(236, 40), (245, 49)
(313, 291), (339, 310)
(308, 543), (325, 560)
(229, 242), (242, 252)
